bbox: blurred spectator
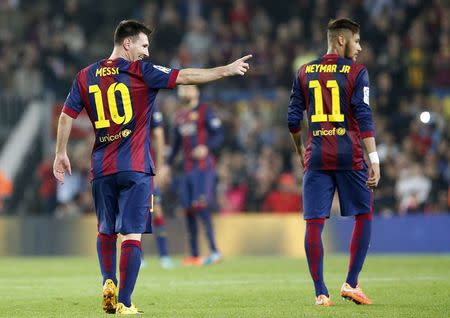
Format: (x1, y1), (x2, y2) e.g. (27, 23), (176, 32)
(396, 163), (432, 214)
(181, 18), (212, 66)
(37, 156), (57, 215)
(262, 173), (302, 213)
(12, 44), (43, 99)
(1, 0), (448, 215)
(0, 171), (12, 214)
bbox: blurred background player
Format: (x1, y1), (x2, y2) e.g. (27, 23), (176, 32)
(168, 85), (224, 266)
(288, 18), (380, 306)
(148, 104), (175, 269)
(53, 20), (251, 314)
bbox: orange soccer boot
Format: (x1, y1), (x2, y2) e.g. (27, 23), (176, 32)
(340, 282), (372, 305)
(315, 294), (333, 306)
(181, 256), (204, 266)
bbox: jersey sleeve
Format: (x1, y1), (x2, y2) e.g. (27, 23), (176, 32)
(140, 60), (179, 89)
(205, 108), (224, 151)
(351, 68), (375, 138)
(287, 71), (306, 134)
(62, 74), (83, 119)
(151, 104), (164, 128)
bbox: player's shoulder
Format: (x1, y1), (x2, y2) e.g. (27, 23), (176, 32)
(76, 59), (110, 79)
(75, 61), (99, 79)
(353, 63), (369, 86)
(139, 58), (170, 71)
(295, 56), (325, 78)
(299, 57), (322, 72)
(349, 61), (367, 74)
(139, 57), (154, 66)
(342, 60), (367, 82)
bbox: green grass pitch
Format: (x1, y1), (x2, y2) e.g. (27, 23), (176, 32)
(0, 255), (449, 317)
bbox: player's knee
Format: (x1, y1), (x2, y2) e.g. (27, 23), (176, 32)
(355, 211), (373, 221)
(98, 232), (118, 240)
(306, 218), (325, 225)
(121, 233), (142, 241)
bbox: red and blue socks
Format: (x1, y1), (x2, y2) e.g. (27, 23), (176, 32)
(153, 215), (169, 257)
(305, 218), (328, 297)
(346, 212), (372, 288)
(97, 233), (117, 285)
(119, 240), (142, 307)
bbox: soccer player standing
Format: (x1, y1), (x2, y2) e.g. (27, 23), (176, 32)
(149, 104), (175, 269)
(288, 18), (380, 306)
(53, 20), (251, 314)
(167, 85), (223, 266)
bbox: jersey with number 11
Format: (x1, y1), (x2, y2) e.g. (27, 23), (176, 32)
(63, 58), (179, 179)
(288, 53), (375, 171)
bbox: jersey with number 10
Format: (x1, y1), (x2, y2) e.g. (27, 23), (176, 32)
(62, 58), (179, 179)
(288, 53), (375, 171)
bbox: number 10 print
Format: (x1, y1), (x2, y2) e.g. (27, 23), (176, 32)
(89, 83), (133, 129)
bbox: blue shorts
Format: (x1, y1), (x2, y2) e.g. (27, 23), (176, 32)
(179, 169), (217, 209)
(303, 168), (372, 220)
(92, 171), (153, 235)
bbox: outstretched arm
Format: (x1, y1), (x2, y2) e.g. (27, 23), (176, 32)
(53, 113), (73, 184)
(176, 55), (252, 85)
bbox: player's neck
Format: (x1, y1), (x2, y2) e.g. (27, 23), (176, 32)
(109, 47), (132, 61)
(326, 46), (343, 57)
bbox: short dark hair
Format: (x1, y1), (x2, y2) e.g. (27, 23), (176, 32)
(327, 18), (360, 35)
(114, 20), (152, 45)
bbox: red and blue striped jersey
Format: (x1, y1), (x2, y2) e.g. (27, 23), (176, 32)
(168, 103), (223, 172)
(288, 53), (375, 171)
(62, 58), (179, 179)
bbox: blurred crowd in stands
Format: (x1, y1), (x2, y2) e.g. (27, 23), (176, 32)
(1, 0), (449, 215)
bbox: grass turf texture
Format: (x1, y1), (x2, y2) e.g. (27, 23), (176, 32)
(0, 255), (449, 317)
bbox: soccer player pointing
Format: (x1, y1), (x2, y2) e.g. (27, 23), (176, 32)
(53, 20), (251, 315)
(288, 18), (380, 306)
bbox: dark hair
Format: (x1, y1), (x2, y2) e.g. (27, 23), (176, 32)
(114, 20), (152, 45)
(327, 18), (360, 34)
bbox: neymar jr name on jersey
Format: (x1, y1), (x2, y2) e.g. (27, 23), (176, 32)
(305, 64), (351, 74)
(95, 67), (120, 77)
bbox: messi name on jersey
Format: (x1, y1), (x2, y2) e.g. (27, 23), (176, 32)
(305, 64), (351, 74)
(95, 67), (120, 77)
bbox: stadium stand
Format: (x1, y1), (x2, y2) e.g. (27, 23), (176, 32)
(0, 0), (448, 215)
